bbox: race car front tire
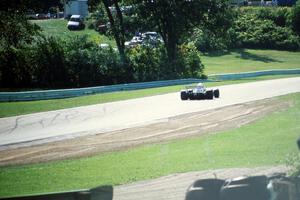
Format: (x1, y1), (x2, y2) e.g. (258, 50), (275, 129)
(214, 89), (220, 98)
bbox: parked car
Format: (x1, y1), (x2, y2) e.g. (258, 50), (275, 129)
(57, 12), (64, 18)
(125, 36), (143, 47)
(125, 31), (163, 48)
(35, 13), (49, 19)
(26, 10), (37, 19)
(97, 22), (110, 33)
(141, 32), (163, 45)
(67, 15), (85, 30)
(180, 83), (220, 100)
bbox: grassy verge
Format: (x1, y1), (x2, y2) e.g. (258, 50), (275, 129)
(202, 49), (300, 74)
(0, 75), (299, 118)
(32, 19), (115, 45)
(0, 92), (299, 197)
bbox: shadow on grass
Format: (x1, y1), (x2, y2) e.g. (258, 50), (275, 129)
(203, 49), (282, 63)
(203, 49), (231, 57)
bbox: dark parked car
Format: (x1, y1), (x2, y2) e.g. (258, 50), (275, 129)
(67, 15), (85, 30)
(35, 13), (49, 19)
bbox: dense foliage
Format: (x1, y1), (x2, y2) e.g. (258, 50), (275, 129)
(1, 35), (125, 89)
(2, 2), (300, 89)
(286, 153), (300, 177)
(88, 0), (230, 64)
(0, 11), (40, 88)
(0, 32), (204, 89)
(291, 0), (300, 36)
(0, 0), (63, 13)
(232, 7), (300, 50)
(128, 43), (204, 82)
(132, 0), (229, 62)
(194, 6), (300, 52)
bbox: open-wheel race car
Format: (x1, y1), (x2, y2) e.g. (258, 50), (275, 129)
(180, 83), (220, 100)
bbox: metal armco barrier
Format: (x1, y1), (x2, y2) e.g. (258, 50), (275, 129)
(209, 69), (300, 81)
(0, 79), (210, 102)
(0, 69), (299, 102)
(0, 185), (113, 200)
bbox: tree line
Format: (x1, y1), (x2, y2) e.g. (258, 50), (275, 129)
(0, 0), (300, 89)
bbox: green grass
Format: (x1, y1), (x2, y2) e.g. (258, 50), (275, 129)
(32, 19), (115, 45)
(1, 92), (299, 197)
(202, 49), (300, 74)
(0, 75), (298, 118)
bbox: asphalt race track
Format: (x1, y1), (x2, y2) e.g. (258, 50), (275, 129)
(0, 77), (300, 148)
(114, 166), (287, 200)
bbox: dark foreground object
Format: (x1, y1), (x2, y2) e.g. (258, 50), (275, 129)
(0, 186), (113, 200)
(185, 175), (300, 200)
(181, 89), (220, 100)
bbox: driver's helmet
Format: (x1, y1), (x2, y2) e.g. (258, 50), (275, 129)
(196, 83), (203, 88)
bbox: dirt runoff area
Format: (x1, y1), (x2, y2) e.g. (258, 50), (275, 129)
(0, 97), (292, 167)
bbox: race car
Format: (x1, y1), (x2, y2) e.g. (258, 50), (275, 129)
(180, 83), (220, 100)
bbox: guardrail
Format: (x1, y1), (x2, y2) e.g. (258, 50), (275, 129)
(0, 185), (113, 200)
(0, 69), (299, 102)
(0, 79), (212, 102)
(208, 69), (300, 80)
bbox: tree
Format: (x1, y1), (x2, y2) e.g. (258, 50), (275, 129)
(291, 0), (300, 36)
(89, 0), (127, 61)
(102, 0), (127, 62)
(0, 3), (40, 88)
(0, 0), (62, 13)
(132, 0), (230, 63)
(0, 0), (30, 11)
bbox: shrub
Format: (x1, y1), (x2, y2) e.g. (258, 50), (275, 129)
(127, 45), (161, 82)
(64, 36), (125, 87)
(177, 42), (205, 78)
(33, 36), (67, 88)
(128, 43), (205, 82)
(191, 7), (300, 52)
(229, 7), (300, 50)
(192, 29), (228, 52)
(232, 17), (300, 50)
(255, 7), (290, 27)
(0, 44), (35, 88)
(286, 153), (300, 177)
(64, 36), (98, 87)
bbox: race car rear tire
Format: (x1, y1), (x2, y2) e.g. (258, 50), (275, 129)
(181, 91), (188, 100)
(206, 90), (214, 99)
(214, 89), (220, 98)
